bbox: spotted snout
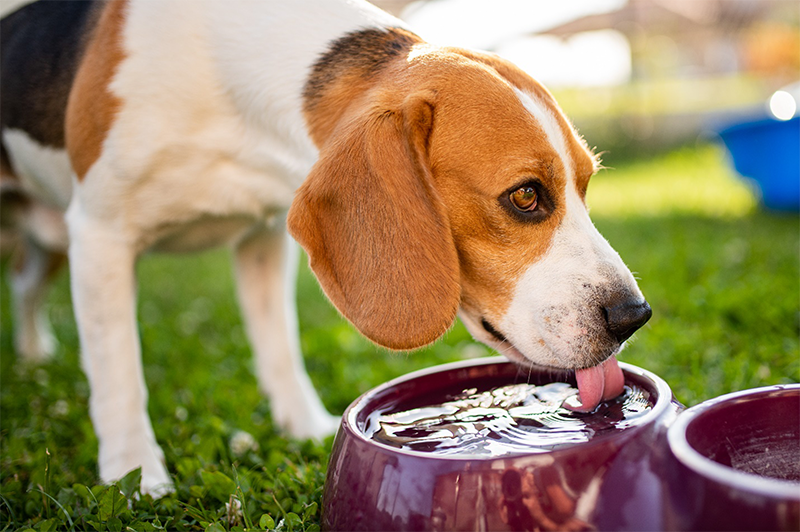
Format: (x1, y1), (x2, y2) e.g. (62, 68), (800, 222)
(468, 208), (653, 371)
(470, 280), (651, 372)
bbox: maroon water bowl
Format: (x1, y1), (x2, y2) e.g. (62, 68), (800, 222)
(665, 384), (800, 531)
(322, 356), (682, 531)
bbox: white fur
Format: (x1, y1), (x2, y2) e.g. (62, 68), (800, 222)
(8, 202), (68, 359)
(495, 90), (643, 368)
(11, 236), (57, 360)
(2, 128), (73, 209)
(66, 201), (172, 495)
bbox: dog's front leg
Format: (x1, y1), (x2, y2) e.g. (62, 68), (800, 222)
(234, 221), (339, 440)
(66, 204), (172, 497)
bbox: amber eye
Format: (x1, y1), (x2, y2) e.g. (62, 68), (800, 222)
(509, 186), (538, 212)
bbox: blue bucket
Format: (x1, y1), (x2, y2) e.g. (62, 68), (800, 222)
(718, 116), (799, 212)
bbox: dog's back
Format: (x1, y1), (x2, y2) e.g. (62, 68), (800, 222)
(1, 1), (101, 148)
(1, 1), (102, 209)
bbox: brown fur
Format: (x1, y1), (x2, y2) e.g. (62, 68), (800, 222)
(289, 90), (460, 350)
(1, 143), (15, 179)
(12, 243), (67, 278)
(303, 28), (423, 147)
(65, 0), (127, 180)
(292, 35), (598, 349)
(454, 48), (598, 197)
(1, 146), (27, 232)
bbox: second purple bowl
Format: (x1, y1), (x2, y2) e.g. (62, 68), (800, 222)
(665, 384), (800, 531)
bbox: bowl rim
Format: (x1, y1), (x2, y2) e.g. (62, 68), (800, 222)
(342, 356), (674, 460)
(718, 114), (800, 137)
(666, 383), (800, 499)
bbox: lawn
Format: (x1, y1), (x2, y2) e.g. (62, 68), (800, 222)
(1, 143), (798, 531)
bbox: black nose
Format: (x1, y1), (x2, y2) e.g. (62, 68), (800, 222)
(604, 300), (652, 343)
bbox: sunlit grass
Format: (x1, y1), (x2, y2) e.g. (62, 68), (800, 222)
(554, 75), (767, 119)
(588, 143), (758, 218)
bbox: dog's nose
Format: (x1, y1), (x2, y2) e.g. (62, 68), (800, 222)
(604, 300), (652, 343)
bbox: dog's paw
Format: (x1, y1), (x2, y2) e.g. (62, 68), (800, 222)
(15, 324), (57, 362)
(268, 392), (341, 441)
(280, 411), (341, 442)
(99, 437), (174, 498)
(139, 471), (175, 499)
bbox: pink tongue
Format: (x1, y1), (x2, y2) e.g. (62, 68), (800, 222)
(601, 356), (625, 401)
(565, 356), (625, 412)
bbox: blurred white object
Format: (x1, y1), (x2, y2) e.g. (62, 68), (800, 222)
(769, 87), (798, 121)
(497, 30), (631, 87)
(403, 0), (626, 50)
(229, 430), (259, 457)
(403, 0), (630, 87)
(0, 0), (34, 18)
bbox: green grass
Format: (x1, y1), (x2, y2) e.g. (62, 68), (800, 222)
(1, 144), (798, 531)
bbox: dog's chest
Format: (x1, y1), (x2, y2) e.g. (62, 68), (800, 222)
(147, 214), (268, 253)
(89, 0), (405, 252)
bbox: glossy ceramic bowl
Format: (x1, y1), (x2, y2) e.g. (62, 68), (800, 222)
(665, 384), (800, 531)
(322, 357), (682, 531)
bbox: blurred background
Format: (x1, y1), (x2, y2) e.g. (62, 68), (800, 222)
(374, 0), (799, 167)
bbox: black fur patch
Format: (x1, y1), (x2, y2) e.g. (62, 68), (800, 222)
(302, 27), (420, 115)
(1, 0), (104, 149)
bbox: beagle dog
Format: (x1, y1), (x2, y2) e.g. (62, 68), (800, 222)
(1, 0), (651, 495)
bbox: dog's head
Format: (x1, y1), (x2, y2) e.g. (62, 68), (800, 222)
(289, 34), (650, 392)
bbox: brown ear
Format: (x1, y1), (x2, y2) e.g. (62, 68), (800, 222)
(288, 92), (460, 350)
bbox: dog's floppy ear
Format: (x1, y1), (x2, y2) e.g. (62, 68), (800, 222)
(288, 91), (460, 350)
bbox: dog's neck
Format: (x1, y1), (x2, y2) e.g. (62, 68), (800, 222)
(198, 0), (406, 140)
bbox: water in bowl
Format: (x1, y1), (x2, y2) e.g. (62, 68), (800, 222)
(365, 382), (652, 457)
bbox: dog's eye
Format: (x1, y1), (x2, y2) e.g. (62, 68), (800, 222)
(509, 186), (538, 212)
